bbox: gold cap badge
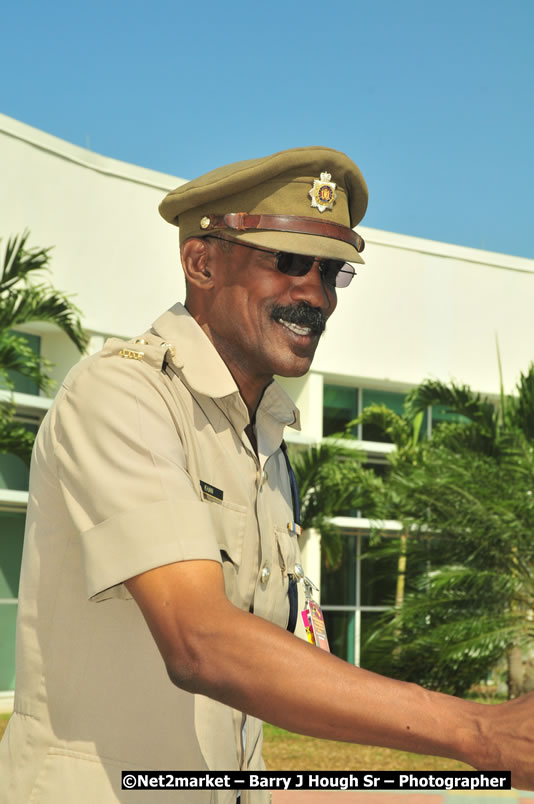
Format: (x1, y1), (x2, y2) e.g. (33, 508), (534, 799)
(309, 171), (337, 212)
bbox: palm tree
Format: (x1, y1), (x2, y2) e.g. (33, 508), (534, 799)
(346, 404), (426, 611)
(404, 350), (534, 453)
(289, 439), (386, 571)
(365, 367), (534, 697)
(0, 231), (88, 464)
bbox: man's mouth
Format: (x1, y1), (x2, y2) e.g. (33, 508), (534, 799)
(278, 320), (312, 337)
(271, 303), (326, 337)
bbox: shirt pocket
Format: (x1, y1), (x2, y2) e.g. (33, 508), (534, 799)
(206, 499), (247, 567)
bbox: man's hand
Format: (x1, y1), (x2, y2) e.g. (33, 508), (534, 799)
(126, 559), (534, 791)
(480, 693), (534, 791)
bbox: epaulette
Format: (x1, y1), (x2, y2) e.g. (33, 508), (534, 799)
(101, 334), (180, 371)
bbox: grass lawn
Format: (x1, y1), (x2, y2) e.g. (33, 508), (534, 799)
(262, 694), (503, 771)
(262, 723), (471, 772)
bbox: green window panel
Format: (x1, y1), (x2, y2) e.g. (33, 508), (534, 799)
(324, 386), (463, 444)
(322, 533), (402, 608)
(0, 604), (17, 690)
(321, 532), (356, 606)
(0, 424), (38, 491)
(360, 538), (399, 607)
(322, 610), (355, 665)
(0, 512), (26, 597)
(359, 611), (387, 670)
(0, 512), (25, 691)
(0, 453), (30, 491)
(0, 332), (41, 396)
(323, 384), (358, 437)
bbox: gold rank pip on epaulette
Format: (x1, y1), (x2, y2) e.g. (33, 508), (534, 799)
(119, 337), (149, 360)
(118, 348), (144, 360)
(115, 338), (177, 370)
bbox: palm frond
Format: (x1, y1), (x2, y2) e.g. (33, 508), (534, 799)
(289, 439), (388, 568)
(0, 284), (88, 352)
(0, 231), (51, 291)
(512, 363), (534, 439)
(405, 380), (496, 437)
(348, 405), (411, 448)
(0, 231), (88, 463)
(0, 331), (54, 393)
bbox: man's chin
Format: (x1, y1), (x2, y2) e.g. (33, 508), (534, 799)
(273, 352), (315, 378)
(269, 322), (320, 376)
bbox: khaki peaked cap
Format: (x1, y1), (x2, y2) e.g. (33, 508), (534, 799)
(159, 146), (368, 263)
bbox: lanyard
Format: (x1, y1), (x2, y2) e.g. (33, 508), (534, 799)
(280, 441), (300, 633)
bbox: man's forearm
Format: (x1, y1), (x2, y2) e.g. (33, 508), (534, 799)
(169, 602), (526, 783)
(128, 561), (534, 790)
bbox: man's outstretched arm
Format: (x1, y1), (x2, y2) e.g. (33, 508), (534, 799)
(126, 559), (534, 790)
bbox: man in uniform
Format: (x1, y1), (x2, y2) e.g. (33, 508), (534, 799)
(1, 147), (533, 803)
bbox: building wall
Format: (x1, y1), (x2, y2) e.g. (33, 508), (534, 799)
(313, 230), (534, 397)
(1, 113), (533, 698)
(1, 113), (186, 339)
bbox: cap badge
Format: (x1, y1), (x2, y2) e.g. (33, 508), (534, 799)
(309, 171), (337, 212)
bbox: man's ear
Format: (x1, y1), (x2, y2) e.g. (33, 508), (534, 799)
(180, 238), (214, 289)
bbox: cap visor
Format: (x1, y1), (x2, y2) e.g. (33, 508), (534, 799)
(223, 230), (364, 264)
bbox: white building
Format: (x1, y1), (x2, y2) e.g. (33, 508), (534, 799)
(1, 112), (533, 706)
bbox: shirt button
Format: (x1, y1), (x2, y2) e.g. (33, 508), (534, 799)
(260, 566), (271, 584)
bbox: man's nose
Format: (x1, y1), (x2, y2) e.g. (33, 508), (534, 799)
(289, 260), (337, 312)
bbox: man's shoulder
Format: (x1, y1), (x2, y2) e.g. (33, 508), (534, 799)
(54, 330), (176, 415)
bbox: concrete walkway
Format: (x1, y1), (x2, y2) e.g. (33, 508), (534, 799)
(273, 792), (534, 803)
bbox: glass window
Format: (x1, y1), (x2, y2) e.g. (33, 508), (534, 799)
(322, 610), (355, 664)
(0, 605), (17, 690)
(359, 611), (388, 670)
(0, 511), (26, 691)
(321, 532), (356, 606)
(360, 537), (399, 607)
(0, 423), (38, 491)
(321, 530), (413, 667)
(323, 385), (358, 437)
(0, 512), (25, 598)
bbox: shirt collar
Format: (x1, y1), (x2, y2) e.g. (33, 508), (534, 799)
(152, 303), (237, 398)
(151, 303), (301, 434)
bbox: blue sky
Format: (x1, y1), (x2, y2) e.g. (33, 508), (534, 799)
(2, 0), (533, 258)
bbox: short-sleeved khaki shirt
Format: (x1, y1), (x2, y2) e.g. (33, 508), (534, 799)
(0, 304), (302, 804)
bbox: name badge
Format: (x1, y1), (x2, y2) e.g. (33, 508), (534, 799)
(200, 480), (224, 504)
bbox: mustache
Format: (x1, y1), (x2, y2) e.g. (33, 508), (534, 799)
(271, 303), (326, 336)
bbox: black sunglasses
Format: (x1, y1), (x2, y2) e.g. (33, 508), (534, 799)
(205, 236), (356, 288)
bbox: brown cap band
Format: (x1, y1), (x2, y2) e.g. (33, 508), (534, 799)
(199, 212), (365, 254)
